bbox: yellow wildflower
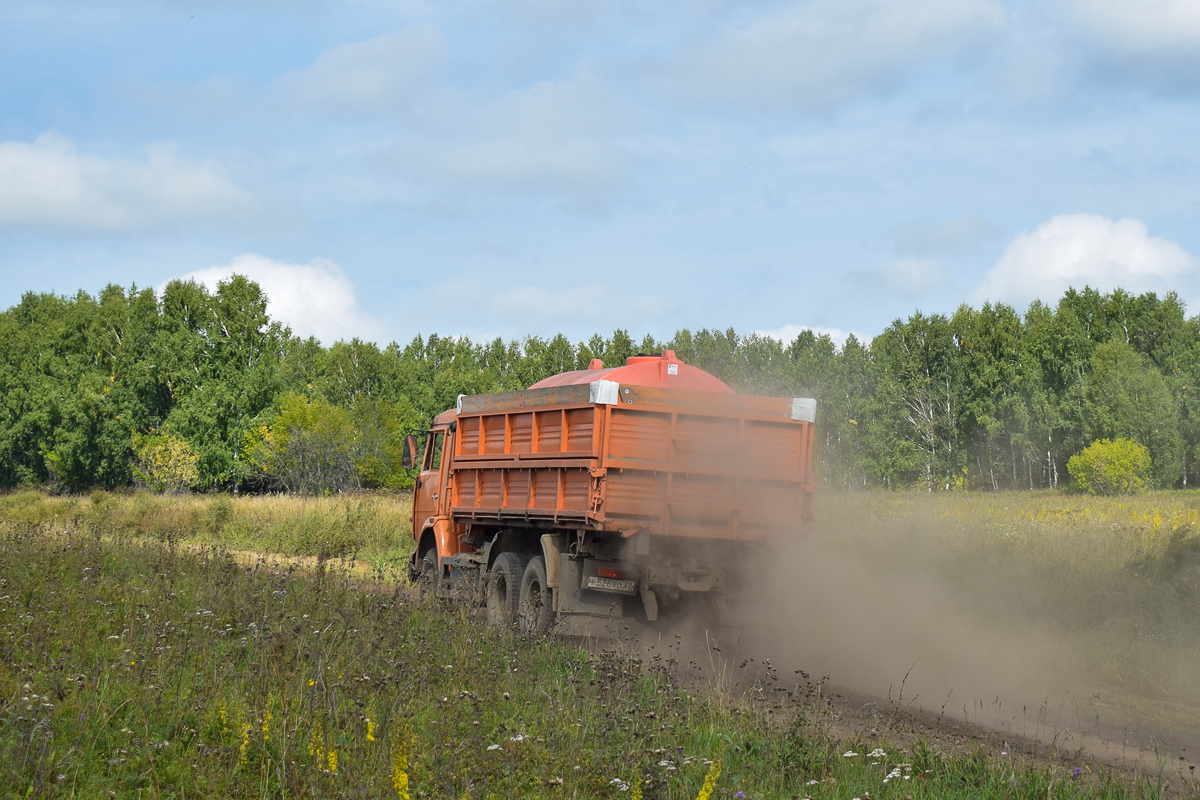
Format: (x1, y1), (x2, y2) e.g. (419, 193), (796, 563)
(695, 758), (722, 800)
(239, 722), (252, 766)
(392, 720), (416, 800)
(261, 709), (272, 742)
(630, 782), (643, 800)
(367, 717), (376, 742)
(308, 725), (325, 759)
(328, 749), (338, 773)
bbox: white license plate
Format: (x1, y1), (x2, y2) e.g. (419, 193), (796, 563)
(585, 576), (636, 594)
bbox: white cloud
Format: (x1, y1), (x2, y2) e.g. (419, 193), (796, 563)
(279, 26), (446, 113)
(1063, 0), (1200, 65)
(975, 214), (1195, 307)
(657, 0), (1006, 110)
(176, 254), (383, 344)
(0, 133), (257, 233)
(755, 324), (866, 349)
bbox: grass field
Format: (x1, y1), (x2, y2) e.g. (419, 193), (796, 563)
(1, 488), (1197, 798)
(0, 489), (415, 568)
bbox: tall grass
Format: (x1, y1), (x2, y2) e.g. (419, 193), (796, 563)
(0, 522), (1165, 799)
(0, 489), (414, 565)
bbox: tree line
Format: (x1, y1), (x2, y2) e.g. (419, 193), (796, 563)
(1, 277), (1197, 493)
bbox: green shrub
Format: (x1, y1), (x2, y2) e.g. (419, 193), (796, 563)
(1067, 438), (1152, 495)
(133, 433), (200, 493)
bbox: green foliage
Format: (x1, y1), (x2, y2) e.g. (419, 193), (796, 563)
(4, 279), (1200, 493)
(1084, 341), (1183, 487)
(133, 433), (200, 493)
(246, 392), (419, 494)
(246, 392), (358, 493)
(1068, 438), (1153, 495)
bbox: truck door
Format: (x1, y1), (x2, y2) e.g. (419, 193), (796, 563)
(412, 429), (446, 540)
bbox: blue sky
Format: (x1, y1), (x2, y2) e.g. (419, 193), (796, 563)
(2, 0), (1199, 346)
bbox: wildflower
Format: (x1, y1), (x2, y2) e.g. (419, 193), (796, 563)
(239, 722), (252, 766)
(806, 780), (819, 786)
(630, 782), (643, 800)
(608, 778), (629, 792)
(261, 709), (272, 742)
(695, 757), (722, 800)
(392, 719), (416, 800)
(842, 751), (858, 758)
(308, 725), (325, 760)
(328, 749), (338, 773)
(867, 748), (886, 758)
(367, 717), (376, 742)
(487, 744), (502, 751)
(734, 793), (747, 799)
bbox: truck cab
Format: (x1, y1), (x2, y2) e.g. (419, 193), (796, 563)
(407, 409), (466, 588)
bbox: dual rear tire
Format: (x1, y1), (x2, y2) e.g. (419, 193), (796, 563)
(486, 552), (554, 635)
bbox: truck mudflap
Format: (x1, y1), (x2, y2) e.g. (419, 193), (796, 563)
(555, 555), (627, 618)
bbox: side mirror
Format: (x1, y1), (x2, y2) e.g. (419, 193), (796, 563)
(401, 433), (418, 470)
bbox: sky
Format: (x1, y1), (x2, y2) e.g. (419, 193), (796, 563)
(2, 0), (1199, 348)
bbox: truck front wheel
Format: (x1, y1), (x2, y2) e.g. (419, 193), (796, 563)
(416, 548), (439, 599)
(517, 556), (554, 635)
(486, 552), (529, 627)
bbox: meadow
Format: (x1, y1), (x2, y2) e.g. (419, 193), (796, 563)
(1, 488), (1197, 798)
(0, 489), (415, 572)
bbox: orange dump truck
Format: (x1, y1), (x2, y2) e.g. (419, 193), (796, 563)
(404, 350), (816, 634)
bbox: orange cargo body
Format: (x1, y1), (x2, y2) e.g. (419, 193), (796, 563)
(449, 381), (815, 541)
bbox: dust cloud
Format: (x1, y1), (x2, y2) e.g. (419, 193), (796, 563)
(707, 501), (1200, 768)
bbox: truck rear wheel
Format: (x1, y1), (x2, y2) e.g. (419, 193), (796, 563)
(486, 552), (529, 627)
(517, 556), (554, 635)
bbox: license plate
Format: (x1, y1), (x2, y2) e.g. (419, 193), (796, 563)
(585, 576), (636, 594)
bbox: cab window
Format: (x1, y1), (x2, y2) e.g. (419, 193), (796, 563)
(424, 432), (445, 470)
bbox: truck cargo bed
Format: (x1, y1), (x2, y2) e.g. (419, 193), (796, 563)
(450, 381), (814, 541)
